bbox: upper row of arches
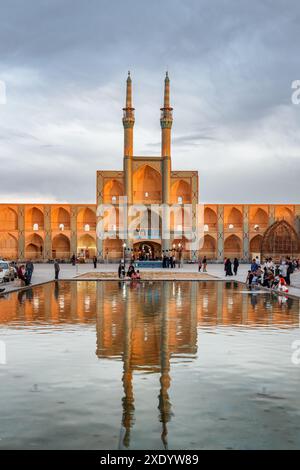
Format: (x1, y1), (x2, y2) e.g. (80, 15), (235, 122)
(0, 207), (97, 232)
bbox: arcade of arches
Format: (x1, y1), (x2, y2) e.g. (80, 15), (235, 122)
(0, 204), (299, 262)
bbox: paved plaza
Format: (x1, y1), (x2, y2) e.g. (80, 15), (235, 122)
(2, 262), (300, 299)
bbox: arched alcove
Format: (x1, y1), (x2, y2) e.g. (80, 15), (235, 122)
(0, 207), (18, 231)
(0, 233), (18, 259)
(133, 165), (162, 203)
(25, 233), (44, 259)
(224, 234), (242, 259)
(170, 180), (191, 204)
(52, 234), (70, 259)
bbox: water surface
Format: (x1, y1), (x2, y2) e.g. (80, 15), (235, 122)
(0, 280), (299, 450)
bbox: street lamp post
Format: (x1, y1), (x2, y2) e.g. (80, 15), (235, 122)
(178, 243), (183, 268)
(123, 242), (126, 268)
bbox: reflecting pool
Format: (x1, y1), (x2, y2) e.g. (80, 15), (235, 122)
(0, 280), (300, 449)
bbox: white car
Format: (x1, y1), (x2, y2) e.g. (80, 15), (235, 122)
(0, 260), (16, 283)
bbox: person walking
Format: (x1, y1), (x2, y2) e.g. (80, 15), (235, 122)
(54, 260), (60, 280)
(198, 258), (202, 273)
(202, 256), (207, 272)
(118, 261), (123, 279)
(93, 255), (97, 269)
(286, 257), (293, 286)
(225, 258), (233, 276)
(25, 259), (34, 285)
(233, 258), (239, 276)
(71, 254), (76, 266)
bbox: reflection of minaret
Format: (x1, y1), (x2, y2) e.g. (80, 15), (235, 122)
(70, 281), (78, 321)
(120, 284), (135, 448)
(190, 282), (198, 354)
(158, 282), (172, 449)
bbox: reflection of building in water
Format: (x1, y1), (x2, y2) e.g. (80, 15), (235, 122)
(93, 280), (299, 448)
(0, 280), (299, 447)
(95, 281), (198, 449)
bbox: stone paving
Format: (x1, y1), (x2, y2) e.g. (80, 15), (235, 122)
(77, 270), (216, 280)
(1, 262), (300, 298)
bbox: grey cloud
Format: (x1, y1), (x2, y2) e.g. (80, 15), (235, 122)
(0, 0), (300, 203)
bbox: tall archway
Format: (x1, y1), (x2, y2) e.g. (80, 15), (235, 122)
(26, 207), (44, 231)
(250, 207), (268, 227)
(200, 234), (216, 259)
(250, 234), (263, 254)
(52, 207), (70, 230)
(224, 235), (242, 259)
(25, 234), (44, 260)
(261, 220), (300, 260)
(78, 234), (96, 258)
(0, 233), (18, 259)
(204, 207), (217, 231)
(0, 207), (18, 231)
(133, 165), (162, 203)
(275, 206), (294, 225)
(103, 179), (124, 203)
(103, 238), (123, 261)
(171, 180), (191, 204)
(133, 207), (162, 239)
(77, 208), (96, 231)
(224, 207), (243, 229)
(52, 234), (70, 259)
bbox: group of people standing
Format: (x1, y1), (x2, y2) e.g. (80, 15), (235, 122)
(224, 258), (240, 276)
(162, 254), (182, 268)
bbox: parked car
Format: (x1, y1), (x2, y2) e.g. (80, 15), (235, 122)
(0, 260), (16, 282)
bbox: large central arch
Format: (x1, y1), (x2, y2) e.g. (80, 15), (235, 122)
(261, 220), (300, 260)
(133, 165), (162, 203)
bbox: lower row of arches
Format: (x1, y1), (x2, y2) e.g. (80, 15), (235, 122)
(0, 233), (97, 260)
(1, 220), (299, 260)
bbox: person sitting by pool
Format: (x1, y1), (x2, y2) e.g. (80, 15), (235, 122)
(251, 274), (259, 288)
(17, 265), (26, 286)
(277, 275), (289, 293)
(127, 264), (135, 279)
(255, 267), (263, 285)
(131, 270), (140, 280)
(262, 267), (272, 288)
(246, 270), (253, 287)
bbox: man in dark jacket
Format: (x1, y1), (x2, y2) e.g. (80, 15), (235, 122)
(54, 260), (60, 280)
(25, 260), (34, 285)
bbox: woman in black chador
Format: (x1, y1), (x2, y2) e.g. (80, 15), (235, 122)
(233, 258), (239, 275)
(225, 258), (233, 276)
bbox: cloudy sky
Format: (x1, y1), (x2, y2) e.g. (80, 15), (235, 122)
(0, 0), (300, 204)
